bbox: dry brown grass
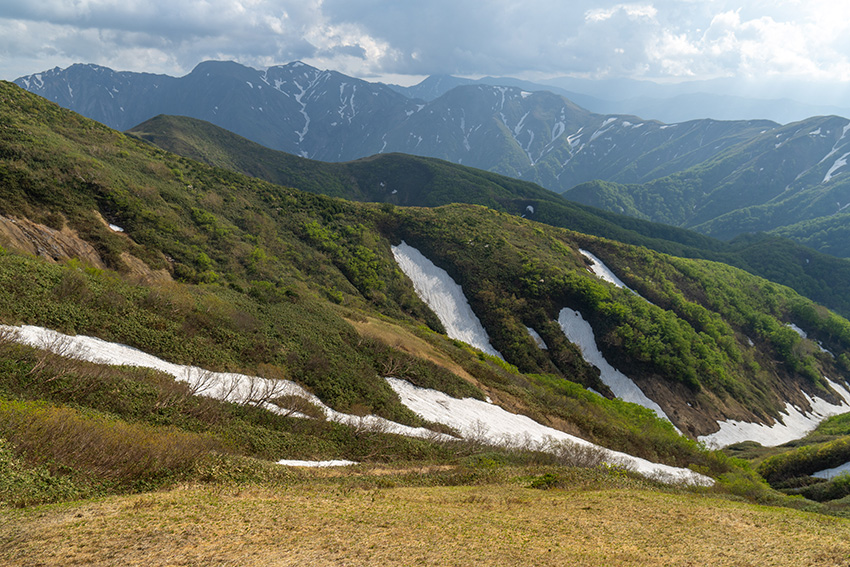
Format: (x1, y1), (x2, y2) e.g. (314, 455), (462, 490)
(348, 315), (479, 385)
(1, 476), (849, 566)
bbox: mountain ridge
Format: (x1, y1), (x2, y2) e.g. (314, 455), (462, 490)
(126, 113), (850, 322)
(14, 60), (779, 193)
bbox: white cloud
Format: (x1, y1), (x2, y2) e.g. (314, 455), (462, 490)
(585, 3), (658, 23)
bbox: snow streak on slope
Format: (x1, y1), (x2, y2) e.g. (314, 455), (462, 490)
(3, 324), (714, 484)
(557, 308), (671, 422)
(2, 325), (450, 444)
(698, 378), (850, 448)
(823, 152), (850, 184)
(386, 377), (712, 486)
(391, 241), (503, 359)
(526, 327), (548, 350)
(579, 249), (634, 291)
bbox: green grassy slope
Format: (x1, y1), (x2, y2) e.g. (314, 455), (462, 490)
(127, 114), (850, 321)
(3, 81), (850, 514)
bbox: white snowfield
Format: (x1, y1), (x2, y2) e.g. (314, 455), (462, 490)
(386, 377), (712, 486)
(694, 322), (850, 447)
(698, 378), (850, 448)
(391, 241), (503, 359)
(4, 324), (711, 485)
(389, 241), (850, 452)
(579, 248), (655, 305)
(557, 308), (671, 423)
(0, 325), (451, 444)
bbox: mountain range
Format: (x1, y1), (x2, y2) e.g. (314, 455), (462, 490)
(15, 60), (850, 260)
(124, 113), (850, 323)
(390, 74), (850, 125)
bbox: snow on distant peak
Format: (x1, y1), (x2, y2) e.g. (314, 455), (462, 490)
(823, 152), (850, 183)
(557, 308), (671, 423)
(391, 241), (503, 359)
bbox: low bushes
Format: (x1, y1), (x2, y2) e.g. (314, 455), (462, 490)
(0, 400), (219, 489)
(758, 437), (850, 484)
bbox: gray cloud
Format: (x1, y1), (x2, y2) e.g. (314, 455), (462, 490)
(1, 0), (849, 86)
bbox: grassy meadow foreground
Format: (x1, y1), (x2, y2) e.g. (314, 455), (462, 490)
(1, 465), (849, 567)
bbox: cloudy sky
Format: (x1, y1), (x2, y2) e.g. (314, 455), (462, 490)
(2, 0), (850, 87)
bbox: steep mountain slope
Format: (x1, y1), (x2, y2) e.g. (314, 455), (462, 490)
(15, 61), (775, 194)
(565, 116), (850, 257)
(5, 79), (850, 444)
(127, 114), (850, 322)
(15, 61), (417, 161)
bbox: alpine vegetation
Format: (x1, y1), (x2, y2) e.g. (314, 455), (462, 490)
(3, 78), (850, 526)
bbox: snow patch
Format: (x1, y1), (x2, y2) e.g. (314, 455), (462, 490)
(557, 308), (671, 422)
(788, 323), (807, 338)
(812, 461), (850, 480)
(579, 249), (631, 291)
(1, 325), (450, 445)
(823, 152), (850, 183)
(278, 459), (358, 467)
(699, 379), (850, 448)
(391, 242), (503, 359)
(551, 121), (565, 141)
(108, 224), (124, 233)
(386, 377), (711, 486)
(590, 125), (614, 143)
(526, 327), (548, 350)
(566, 128), (584, 146)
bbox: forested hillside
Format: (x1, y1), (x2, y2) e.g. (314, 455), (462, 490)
(128, 114), (850, 321)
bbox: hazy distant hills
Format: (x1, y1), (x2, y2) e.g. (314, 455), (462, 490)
(390, 74), (850, 125)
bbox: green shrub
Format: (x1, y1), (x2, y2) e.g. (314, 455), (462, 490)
(0, 400), (220, 489)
